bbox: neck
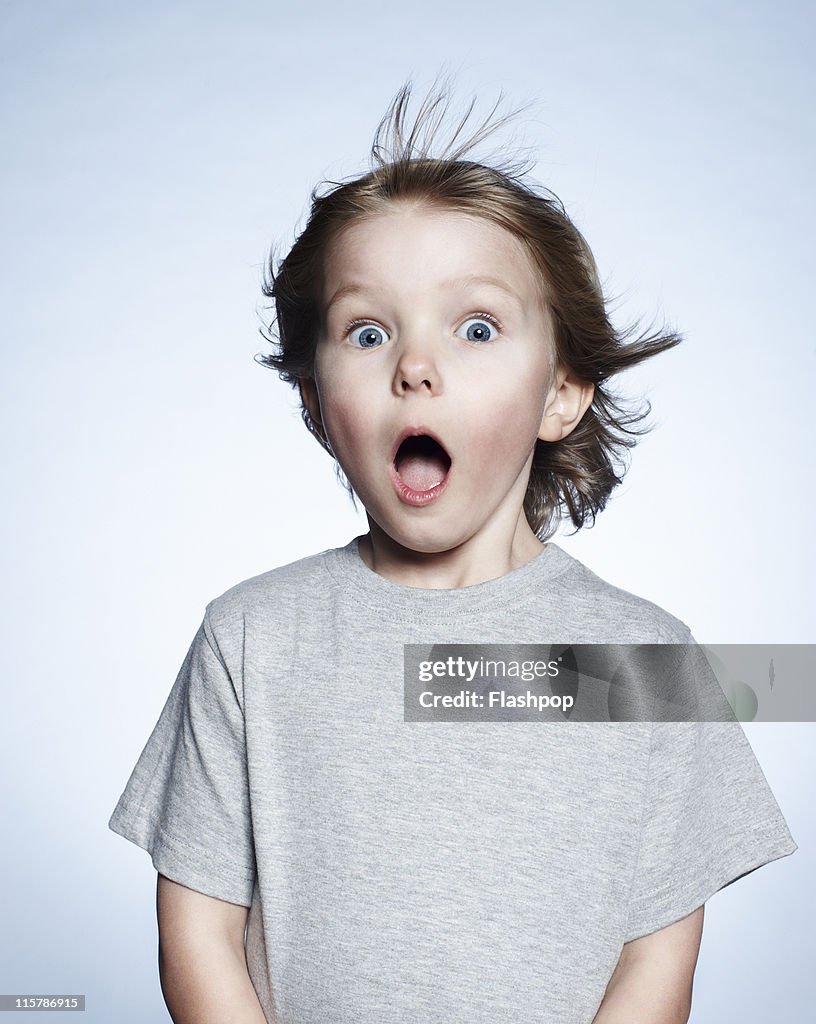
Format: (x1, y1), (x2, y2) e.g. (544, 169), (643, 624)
(357, 518), (545, 590)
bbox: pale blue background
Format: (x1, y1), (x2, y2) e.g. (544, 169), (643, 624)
(1, 1), (812, 1020)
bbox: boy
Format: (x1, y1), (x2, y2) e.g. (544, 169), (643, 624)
(109, 81), (797, 1023)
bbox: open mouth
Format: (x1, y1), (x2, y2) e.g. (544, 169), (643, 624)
(393, 433), (452, 493)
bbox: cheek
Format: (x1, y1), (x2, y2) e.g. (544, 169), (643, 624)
(317, 377), (377, 452)
(483, 406), (542, 462)
(463, 376), (548, 461)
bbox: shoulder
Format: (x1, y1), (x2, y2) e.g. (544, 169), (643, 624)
(553, 545), (693, 643)
(203, 544), (337, 640)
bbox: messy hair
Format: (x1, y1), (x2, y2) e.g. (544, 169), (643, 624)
(256, 73), (683, 542)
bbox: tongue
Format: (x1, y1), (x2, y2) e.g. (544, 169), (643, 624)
(397, 451), (449, 491)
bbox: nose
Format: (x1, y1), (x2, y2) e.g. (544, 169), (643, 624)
(392, 328), (442, 395)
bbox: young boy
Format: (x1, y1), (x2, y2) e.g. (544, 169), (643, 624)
(109, 81), (797, 1023)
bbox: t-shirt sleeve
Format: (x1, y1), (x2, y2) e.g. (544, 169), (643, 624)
(108, 605), (256, 907)
(623, 706), (798, 942)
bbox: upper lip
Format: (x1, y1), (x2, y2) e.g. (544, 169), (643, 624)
(390, 425), (453, 466)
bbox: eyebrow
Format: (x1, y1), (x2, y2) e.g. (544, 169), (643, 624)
(325, 273), (522, 312)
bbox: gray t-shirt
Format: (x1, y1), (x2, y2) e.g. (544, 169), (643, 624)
(109, 535), (797, 1023)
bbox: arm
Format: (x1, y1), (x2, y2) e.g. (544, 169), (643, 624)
(591, 905), (704, 1024)
(156, 873), (267, 1024)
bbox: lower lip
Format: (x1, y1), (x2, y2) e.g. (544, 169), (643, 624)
(389, 462), (451, 506)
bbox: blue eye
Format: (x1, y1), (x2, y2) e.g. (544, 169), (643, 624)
(346, 321), (388, 349)
(344, 311), (503, 348)
(457, 313), (502, 344)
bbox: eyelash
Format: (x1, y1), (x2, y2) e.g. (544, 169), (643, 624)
(342, 311), (504, 340)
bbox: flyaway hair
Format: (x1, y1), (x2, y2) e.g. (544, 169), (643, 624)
(256, 71), (683, 540)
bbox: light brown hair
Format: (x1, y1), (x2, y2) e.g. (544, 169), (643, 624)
(257, 75), (683, 541)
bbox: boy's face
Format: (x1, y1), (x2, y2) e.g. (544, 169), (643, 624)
(302, 204), (586, 554)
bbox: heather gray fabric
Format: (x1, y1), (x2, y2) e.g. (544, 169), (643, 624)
(109, 535), (798, 1023)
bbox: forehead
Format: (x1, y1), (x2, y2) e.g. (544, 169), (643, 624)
(322, 206), (543, 310)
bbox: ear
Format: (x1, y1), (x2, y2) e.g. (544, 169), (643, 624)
(538, 366), (595, 443)
(298, 376), (326, 439)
